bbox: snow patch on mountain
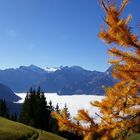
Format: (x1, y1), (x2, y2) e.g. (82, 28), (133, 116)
(45, 67), (60, 72)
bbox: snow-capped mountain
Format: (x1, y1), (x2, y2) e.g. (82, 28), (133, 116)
(0, 65), (116, 95)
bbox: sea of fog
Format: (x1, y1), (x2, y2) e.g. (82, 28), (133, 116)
(16, 93), (104, 119)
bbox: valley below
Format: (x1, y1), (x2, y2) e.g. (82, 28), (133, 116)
(16, 93), (104, 118)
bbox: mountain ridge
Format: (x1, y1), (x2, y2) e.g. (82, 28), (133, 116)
(0, 65), (116, 95)
(0, 83), (21, 102)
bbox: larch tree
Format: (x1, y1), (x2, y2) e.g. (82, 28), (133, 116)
(53, 0), (140, 139)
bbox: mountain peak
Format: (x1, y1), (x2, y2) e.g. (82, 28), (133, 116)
(45, 67), (60, 72)
(70, 66), (84, 71)
(105, 66), (113, 75)
(19, 64), (45, 73)
(28, 64), (39, 68)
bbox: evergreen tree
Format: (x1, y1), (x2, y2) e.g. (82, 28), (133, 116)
(55, 103), (60, 114)
(11, 112), (17, 121)
(20, 93), (31, 124)
(20, 87), (51, 130)
(0, 99), (9, 118)
(63, 104), (70, 119)
(48, 100), (54, 112)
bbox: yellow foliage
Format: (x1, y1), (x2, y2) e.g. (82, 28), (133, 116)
(83, 133), (93, 140)
(53, 0), (140, 140)
(76, 109), (94, 124)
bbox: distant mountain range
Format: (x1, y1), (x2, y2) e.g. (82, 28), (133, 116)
(0, 65), (117, 95)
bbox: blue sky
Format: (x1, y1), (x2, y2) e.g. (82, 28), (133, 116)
(0, 0), (139, 71)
